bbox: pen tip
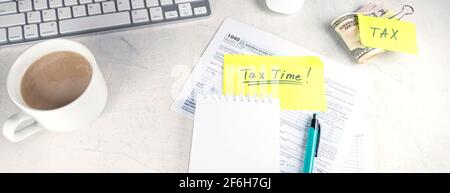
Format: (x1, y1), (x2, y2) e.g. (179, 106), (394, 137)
(313, 113), (317, 119)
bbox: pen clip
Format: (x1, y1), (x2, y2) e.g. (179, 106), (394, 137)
(315, 123), (321, 157)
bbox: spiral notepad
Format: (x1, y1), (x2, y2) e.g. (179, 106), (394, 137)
(188, 95), (280, 173)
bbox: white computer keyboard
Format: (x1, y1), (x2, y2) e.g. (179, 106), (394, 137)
(0, 0), (211, 46)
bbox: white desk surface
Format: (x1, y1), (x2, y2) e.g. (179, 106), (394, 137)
(1, 0), (449, 172)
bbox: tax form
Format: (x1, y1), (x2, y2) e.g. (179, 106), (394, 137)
(172, 18), (370, 172)
(333, 112), (376, 172)
(340, 129), (375, 172)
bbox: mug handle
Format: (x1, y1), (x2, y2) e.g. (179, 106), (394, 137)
(3, 112), (42, 142)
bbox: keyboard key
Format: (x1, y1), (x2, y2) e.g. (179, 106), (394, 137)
(178, 3), (192, 17)
(178, 2), (191, 9)
(72, 5), (87, 17)
(101, 1), (116, 13)
(49, 0), (63, 8)
(33, 0), (48, 10)
(160, 0), (172, 6)
(57, 7), (71, 19)
(193, 6), (206, 15)
(59, 11), (131, 34)
(164, 10), (177, 19)
(27, 11), (41, 23)
(0, 28), (7, 44)
(24, 24), (39, 39)
(42, 9), (57, 21)
(18, 0), (33, 12)
(149, 7), (163, 21)
(131, 0), (144, 9)
(39, 21), (58, 37)
(79, 0), (93, 4)
(0, 2), (17, 15)
(145, 0), (158, 7)
(0, 13), (26, 28)
(64, 0), (77, 6)
(87, 3), (101, 15)
(8, 26), (23, 42)
(94, 0), (106, 2)
(117, 0), (130, 11)
(179, 9), (192, 18)
(131, 9), (149, 23)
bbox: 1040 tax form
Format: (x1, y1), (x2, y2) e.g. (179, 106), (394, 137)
(172, 18), (372, 173)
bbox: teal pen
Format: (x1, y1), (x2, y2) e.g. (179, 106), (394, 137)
(303, 113), (321, 173)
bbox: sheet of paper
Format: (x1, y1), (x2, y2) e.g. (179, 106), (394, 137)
(223, 55), (326, 111)
(171, 18), (369, 173)
(189, 95), (280, 173)
(358, 14), (418, 54)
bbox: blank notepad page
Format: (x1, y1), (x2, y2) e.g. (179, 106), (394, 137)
(189, 95), (280, 173)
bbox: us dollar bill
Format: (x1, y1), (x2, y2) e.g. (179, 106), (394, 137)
(331, 3), (413, 63)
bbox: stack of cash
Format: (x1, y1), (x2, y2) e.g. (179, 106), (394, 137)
(331, 3), (414, 63)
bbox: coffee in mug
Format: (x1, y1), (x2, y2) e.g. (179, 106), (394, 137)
(21, 51), (93, 110)
(3, 39), (107, 142)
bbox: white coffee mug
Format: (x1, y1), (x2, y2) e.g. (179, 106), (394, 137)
(3, 39), (108, 142)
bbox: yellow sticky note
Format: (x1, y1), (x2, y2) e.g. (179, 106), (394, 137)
(358, 14), (418, 54)
(223, 55), (327, 111)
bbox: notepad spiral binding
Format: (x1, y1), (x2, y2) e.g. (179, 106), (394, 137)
(198, 93), (277, 103)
